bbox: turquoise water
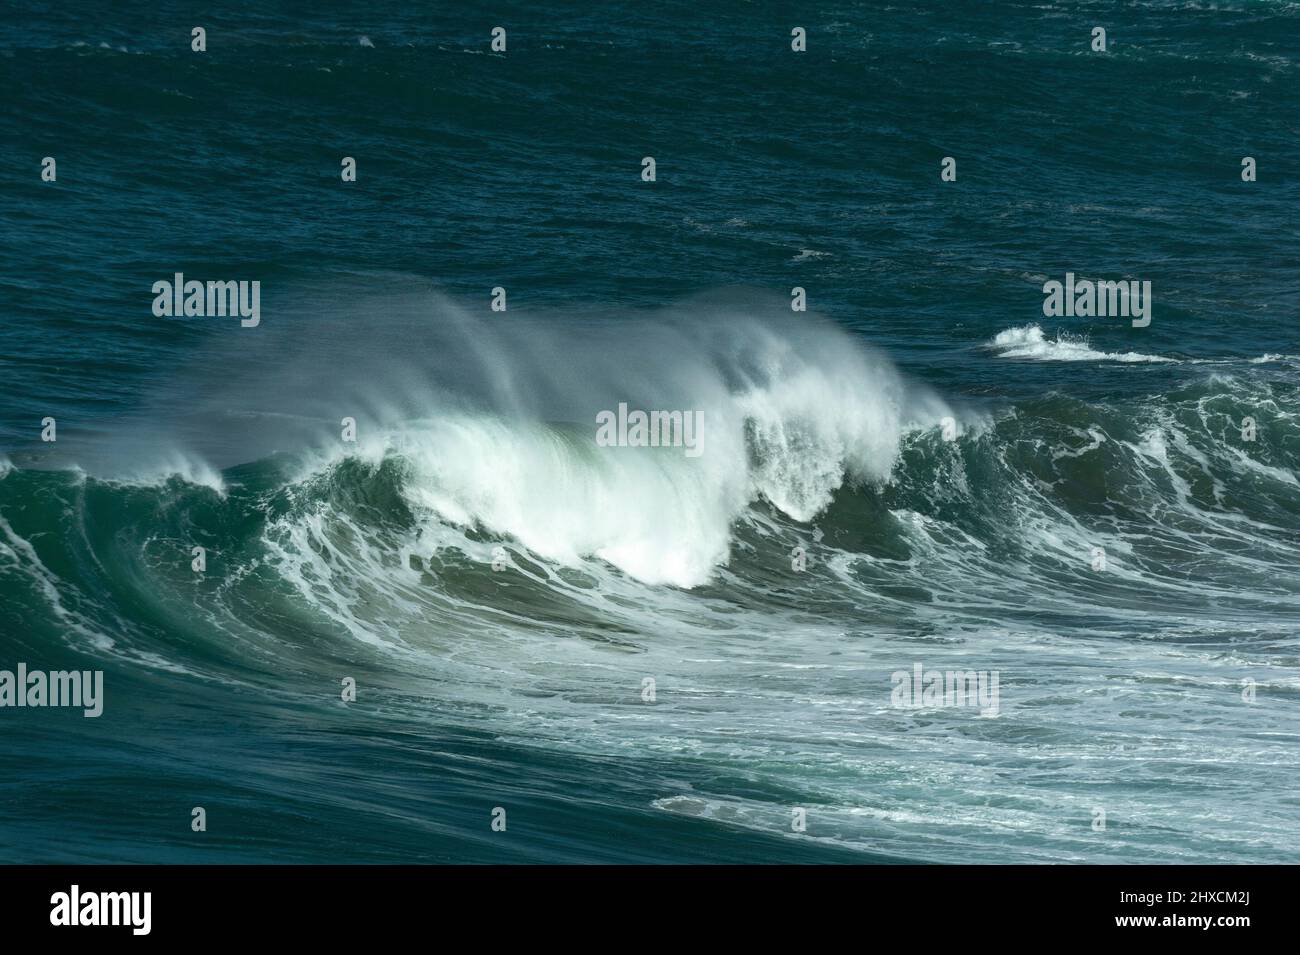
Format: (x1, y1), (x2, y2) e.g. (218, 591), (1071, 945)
(1, 1), (1298, 863)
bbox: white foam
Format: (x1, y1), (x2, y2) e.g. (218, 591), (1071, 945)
(988, 324), (1176, 363)
(336, 347), (947, 590)
(268, 302), (954, 589)
(98, 453), (227, 496)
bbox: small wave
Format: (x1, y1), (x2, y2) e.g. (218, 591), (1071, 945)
(988, 325), (1176, 363)
(95, 454), (227, 496)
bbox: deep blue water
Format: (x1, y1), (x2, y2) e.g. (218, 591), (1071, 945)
(1, 1), (1298, 863)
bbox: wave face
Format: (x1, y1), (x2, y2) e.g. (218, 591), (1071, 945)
(3, 0), (1299, 864)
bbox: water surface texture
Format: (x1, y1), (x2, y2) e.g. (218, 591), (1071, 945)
(1, 1), (1298, 863)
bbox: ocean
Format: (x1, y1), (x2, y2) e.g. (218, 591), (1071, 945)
(1, 0), (1297, 864)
